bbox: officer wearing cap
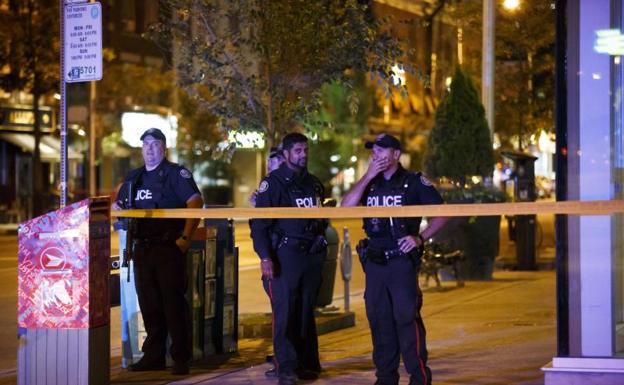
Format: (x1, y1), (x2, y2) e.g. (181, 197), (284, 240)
(342, 133), (448, 385)
(249, 145), (285, 207)
(250, 132), (327, 385)
(249, 144), (285, 377)
(112, 128), (203, 375)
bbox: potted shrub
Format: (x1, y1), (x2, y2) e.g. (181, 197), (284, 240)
(424, 67), (503, 280)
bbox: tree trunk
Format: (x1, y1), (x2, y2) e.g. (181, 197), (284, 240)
(32, 88), (43, 217)
(423, 0), (447, 115)
(265, 52), (275, 151)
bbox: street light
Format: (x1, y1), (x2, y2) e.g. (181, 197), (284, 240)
(482, 0), (495, 139)
(483, 0), (521, 141)
(503, 0), (520, 11)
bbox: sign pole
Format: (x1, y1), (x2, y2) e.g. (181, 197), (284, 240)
(89, 0), (96, 197)
(60, 0), (68, 208)
(61, 0), (103, 206)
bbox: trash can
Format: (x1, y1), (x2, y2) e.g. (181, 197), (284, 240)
(501, 151), (538, 270)
(515, 214), (537, 270)
(316, 224), (338, 307)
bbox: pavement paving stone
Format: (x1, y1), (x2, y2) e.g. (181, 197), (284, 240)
(106, 270), (555, 385)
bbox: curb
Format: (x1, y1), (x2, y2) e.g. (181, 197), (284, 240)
(0, 226), (18, 236)
(494, 256), (556, 271)
(239, 311), (356, 339)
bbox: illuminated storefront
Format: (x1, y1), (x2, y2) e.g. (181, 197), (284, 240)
(0, 105), (81, 222)
(543, 1), (624, 383)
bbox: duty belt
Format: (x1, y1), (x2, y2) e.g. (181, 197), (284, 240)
(367, 247), (408, 265)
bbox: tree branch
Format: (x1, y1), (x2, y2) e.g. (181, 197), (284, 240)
(196, 10), (259, 114)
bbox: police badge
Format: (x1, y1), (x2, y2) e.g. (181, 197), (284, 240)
(371, 217), (381, 232)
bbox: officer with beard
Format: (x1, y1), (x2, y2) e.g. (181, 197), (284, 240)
(341, 133), (448, 385)
(250, 132), (327, 385)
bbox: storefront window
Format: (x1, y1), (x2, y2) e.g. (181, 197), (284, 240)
(613, 0), (624, 356)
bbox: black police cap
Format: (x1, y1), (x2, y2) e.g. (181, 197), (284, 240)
(140, 128), (166, 145)
(269, 145), (283, 159)
(365, 133), (401, 150)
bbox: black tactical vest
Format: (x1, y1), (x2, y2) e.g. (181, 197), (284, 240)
(128, 161), (186, 238)
(363, 171), (421, 241)
(273, 173), (325, 239)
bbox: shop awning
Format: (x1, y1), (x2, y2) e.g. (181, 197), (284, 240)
(0, 133), (82, 161)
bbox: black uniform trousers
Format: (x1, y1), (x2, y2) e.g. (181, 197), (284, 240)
(133, 241), (191, 364)
(364, 255), (431, 385)
(263, 239), (324, 376)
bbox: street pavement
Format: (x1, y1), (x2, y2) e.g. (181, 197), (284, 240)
(107, 270), (556, 385)
(0, 216), (556, 384)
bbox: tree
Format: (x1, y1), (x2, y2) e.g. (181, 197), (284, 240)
(175, 88), (223, 168)
(156, 0), (408, 149)
(0, 0), (59, 216)
(304, 73), (379, 190)
(495, 1), (555, 150)
(425, 67), (494, 184)
(446, 0), (555, 149)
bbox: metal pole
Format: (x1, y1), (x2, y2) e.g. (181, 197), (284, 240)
(89, 81), (96, 196)
(340, 227), (352, 312)
(482, 0), (495, 139)
(88, 0), (96, 197)
(59, 0), (68, 207)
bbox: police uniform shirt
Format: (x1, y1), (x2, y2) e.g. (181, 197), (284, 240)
(361, 165), (443, 247)
(118, 159), (200, 237)
(250, 163), (325, 260)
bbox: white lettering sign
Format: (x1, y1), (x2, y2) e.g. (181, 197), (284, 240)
(135, 190), (153, 201)
(295, 197), (316, 208)
(64, 2), (102, 82)
(366, 195), (403, 207)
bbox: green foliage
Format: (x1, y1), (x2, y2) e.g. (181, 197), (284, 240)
(156, 0), (408, 147)
(308, 138), (345, 192)
(425, 67), (494, 182)
(304, 74), (378, 189)
(175, 89), (225, 167)
(440, 184), (506, 205)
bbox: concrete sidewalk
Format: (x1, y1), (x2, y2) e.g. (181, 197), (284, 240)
(109, 270), (556, 385)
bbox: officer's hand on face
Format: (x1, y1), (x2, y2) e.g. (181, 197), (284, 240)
(365, 156), (390, 179)
(260, 258), (274, 279)
(176, 237), (191, 253)
(397, 235), (421, 253)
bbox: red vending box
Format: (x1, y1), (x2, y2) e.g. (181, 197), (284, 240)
(17, 197), (110, 385)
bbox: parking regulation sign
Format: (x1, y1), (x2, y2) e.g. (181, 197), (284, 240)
(64, 2), (102, 82)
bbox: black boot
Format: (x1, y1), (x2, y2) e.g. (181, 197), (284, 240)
(278, 372), (297, 385)
(171, 361), (190, 375)
(128, 356), (165, 372)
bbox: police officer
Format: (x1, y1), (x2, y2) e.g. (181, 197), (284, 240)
(342, 133), (448, 385)
(249, 144), (285, 378)
(250, 133), (327, 385)
(249, 145), (285, 207)
(112, 128), (203, 375)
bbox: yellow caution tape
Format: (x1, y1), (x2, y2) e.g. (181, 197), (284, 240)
(111, 200), (624, 219)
